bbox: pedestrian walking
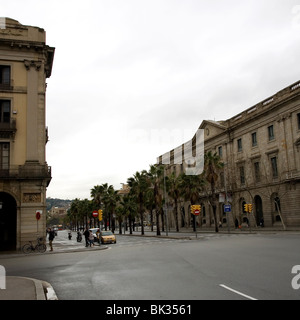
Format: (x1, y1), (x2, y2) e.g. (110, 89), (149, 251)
(48, 227), (55, 251)
(83, 228), (90, 247)
(88, 230), (94, 247)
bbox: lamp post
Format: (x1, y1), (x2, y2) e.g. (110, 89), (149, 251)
(163, 167), (169, 236)
(224, 163), (230, 234)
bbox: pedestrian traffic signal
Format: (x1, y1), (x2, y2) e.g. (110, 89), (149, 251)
(98, 209), (103, 221)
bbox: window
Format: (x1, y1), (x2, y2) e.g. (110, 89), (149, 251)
(237, 138), (242, 152)
(0, 66), (11, 87)
(240, 166), (245, 185)
(0, 142), (9, 170)
(271, 157), (278, 178)
(0, 100), (10, 123)
(254, 161), (260, 182)
(297, 113), (300, 130)
(218, 146), (223, 158)
(268, 125), (275, 141)
(251, 132), (257, 147)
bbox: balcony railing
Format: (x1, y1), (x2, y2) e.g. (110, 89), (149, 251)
(0, 164), (51, 180)
(0, 118), (17, 138)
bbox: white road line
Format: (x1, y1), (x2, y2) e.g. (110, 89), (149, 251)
(219, 284), (258, 300)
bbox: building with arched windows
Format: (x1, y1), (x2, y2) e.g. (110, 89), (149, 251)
(158, 80), (300, 230)
(0, 18), (54, 250)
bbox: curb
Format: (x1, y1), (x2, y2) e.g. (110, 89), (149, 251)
(0, 244), (108, 259)
(42, 280), (58, 300)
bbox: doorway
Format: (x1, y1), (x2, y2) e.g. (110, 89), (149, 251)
(0, 192), (17, 251)
(254, 195), (264, 227)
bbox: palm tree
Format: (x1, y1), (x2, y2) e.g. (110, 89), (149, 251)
(204, 151), (224, 233)
(79, 198), (94, 229)
(166, 172), (182, 232)
(91, 184), (107, 209)
(179, 173), (204, 231)
(144, 186), (155, 231)
(147, 164), (164, 235)
(68, 198), (81, 230)
(102, 185), (120, 232)
(127, 170), (150, 235)
(91, 184), (105, 228)
(119, 194), (137, 234)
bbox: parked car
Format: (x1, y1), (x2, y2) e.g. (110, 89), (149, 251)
(89, 228), (100, 243)
(100, 230), (116, 244)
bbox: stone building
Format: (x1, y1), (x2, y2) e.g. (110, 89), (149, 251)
(158, 80), (300, 230)
(0, 18), (54, 250)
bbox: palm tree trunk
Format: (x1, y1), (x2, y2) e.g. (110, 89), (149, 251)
(212, 204), (219, 233)
(156, 209), (161, 236)
(174, 198), (179, 232)
(139, 200), (144, 235)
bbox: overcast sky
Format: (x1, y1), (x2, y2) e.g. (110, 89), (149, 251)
(2, 0), (300, 200)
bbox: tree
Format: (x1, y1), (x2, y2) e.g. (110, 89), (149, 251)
(68, 198), (81, 230)
(102, 185), (120, 233)
(166, 172), (182, 232)
(203, 151), (224, 233)
(147, 164), (164, 235)
(179, 173), (204, 231)
(127, 170), (150, 235)
(119, 194), (137, 234)
(91, 184), (107, 209)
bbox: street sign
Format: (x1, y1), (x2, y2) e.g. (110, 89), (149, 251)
(36, 211), (41, 220)
(224, 205), (231, 213)
(194, 209), (200, 216)
(92, 210), (98, 218)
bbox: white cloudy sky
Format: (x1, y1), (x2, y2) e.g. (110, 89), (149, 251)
(2, 0), (300, 199)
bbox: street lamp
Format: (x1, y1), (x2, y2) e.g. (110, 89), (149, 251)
(163, 166), (169, 236)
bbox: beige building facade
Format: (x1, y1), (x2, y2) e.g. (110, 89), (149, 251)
(0, 18), (54, 250)
(158, 80), (300, 230)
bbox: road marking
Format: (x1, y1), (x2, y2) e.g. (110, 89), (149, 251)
(219, 284), (258, 300)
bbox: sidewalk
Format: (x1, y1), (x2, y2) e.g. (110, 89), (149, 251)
(0, 276), (55, 300)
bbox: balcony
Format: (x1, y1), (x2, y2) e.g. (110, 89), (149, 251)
(0, 83), (13, 91)
(0, 164), (52, 185)
(0, 118), (17, 139)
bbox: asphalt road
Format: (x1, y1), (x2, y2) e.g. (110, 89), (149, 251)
(1, 231), (300, 300)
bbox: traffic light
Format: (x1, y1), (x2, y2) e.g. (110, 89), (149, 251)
(244, 203), (249, 213)
(98, 209), (103, 221)
(248, 204), (253, 212)
(191, 205), (201, 215)
(194, 205), (201, 212)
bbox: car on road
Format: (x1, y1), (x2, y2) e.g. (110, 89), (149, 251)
(100, 230), (116, 244)
(89, 228), (100, 243)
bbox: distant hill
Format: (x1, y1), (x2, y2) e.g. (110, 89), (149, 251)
(46, 198), (72, 211)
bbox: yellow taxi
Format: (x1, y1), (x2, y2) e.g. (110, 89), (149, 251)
(100, 230), (116, 244)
